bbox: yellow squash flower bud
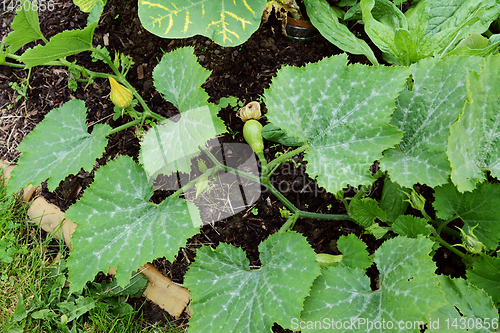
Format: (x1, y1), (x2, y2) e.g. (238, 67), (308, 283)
(237, 101), (262, 122)
(108, 77), (133, 108)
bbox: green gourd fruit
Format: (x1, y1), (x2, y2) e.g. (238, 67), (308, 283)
(243, 119), (264, 154)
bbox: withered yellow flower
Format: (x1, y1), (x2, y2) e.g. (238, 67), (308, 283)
(237, 101), (261, 122)
(108, 77), (133, 108)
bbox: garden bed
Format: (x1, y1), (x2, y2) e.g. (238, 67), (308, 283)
(1, 0), (499, 332)
(1, 1), (359, 330)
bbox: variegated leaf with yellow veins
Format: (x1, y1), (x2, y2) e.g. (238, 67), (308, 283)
(138, 0), (267, 46)
(72, 0), (106, 24)
(72, 0), (104, 12)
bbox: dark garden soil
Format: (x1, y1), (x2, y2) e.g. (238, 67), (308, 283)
(0, 0), (465, 331)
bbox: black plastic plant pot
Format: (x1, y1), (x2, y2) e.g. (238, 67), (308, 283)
(286, 17), (320, 42)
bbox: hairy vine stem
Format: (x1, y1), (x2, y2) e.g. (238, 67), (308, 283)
(199, 146), (261, 183)
(436, 216), (460, 236)
(5, 50), (166, 125)
(433, 234), (467, 260)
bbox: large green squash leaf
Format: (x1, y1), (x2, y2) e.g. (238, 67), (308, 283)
(152, 47), (211, 112)
(427, 276), (498, 333)
(264, 53), (409, 194)
(380, 56), (482, 188)
(448, 55), (500, 192)
(301, 236), (447, 333)
(140, 47), (226, 180)
(3, 0), (45, 53)
(432, 182), (500, 250)
(138, 0), (267, 46)
(67, 156), (201, 291)
(19, 23), (97, 67)
(151, 47), (226, 134)
(467, 256), (500, 304)
(7, 99), (110, 193)
(184, 232), (320, 333)
(140, 106), (218, 178)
